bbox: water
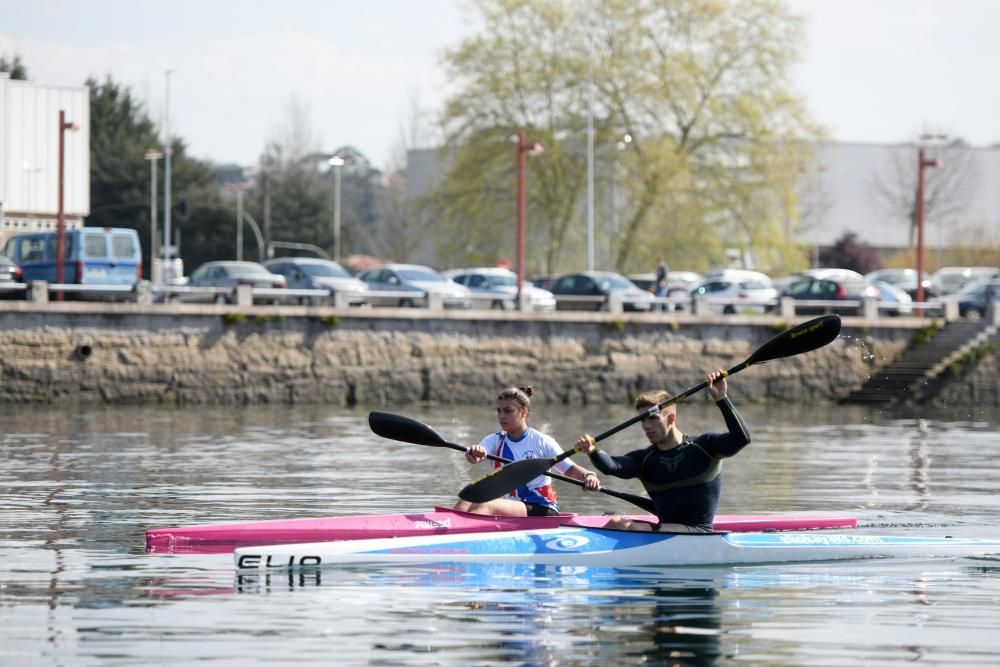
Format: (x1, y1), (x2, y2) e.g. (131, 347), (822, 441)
(3, 401), (1000, 665)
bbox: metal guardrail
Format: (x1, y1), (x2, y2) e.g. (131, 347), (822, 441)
(0, 280), (964, 320)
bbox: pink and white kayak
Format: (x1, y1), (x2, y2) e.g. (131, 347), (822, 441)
(146, 507), (857, 554)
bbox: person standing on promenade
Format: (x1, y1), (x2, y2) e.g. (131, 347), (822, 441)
(574, 370), (750, 532)
(654, 256), (669, 311)
(454, 386), (601, 516)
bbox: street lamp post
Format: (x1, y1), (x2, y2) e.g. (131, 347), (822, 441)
(516, 131), (544, 310)
(56, 109), (79, 301)
(144, 149), (163, 282)
(915, 147), (943, 306)
(224, 182), (254, 261)
(163, 68), (176, 282)
(328, 155), (345, 263)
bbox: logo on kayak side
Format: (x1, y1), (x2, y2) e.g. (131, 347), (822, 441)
(543, 534), (590, 551)
(237, 554), (322, 568)
(413, 519), (452, 529)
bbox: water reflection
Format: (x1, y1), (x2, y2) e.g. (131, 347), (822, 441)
(5, 403), (1000, 663)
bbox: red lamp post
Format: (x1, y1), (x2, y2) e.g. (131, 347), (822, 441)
(516, 131), (543, 310)
(56, 109), (80, 301)
(915, 147), (943, 306)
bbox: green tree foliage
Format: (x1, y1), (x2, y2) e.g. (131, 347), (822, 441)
(0, 53), (28, 79)
(86, 76), (232, 275)
(250, 97), (384, 262)
(435, 0), (822, 276)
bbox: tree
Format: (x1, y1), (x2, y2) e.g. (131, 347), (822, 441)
(870, 138), (981, 249)
(818, 232), (881, 275)
(432, 0), (821, 276)
(86, 76), (232, 275)
(252, 97), (385, 262)
(0, 53), (28, 79)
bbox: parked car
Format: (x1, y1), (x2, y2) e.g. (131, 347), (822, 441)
(869, 280), (913, 316)
(178, 261), (287, 304)
(548, 271), (655, 311)
(864, 268), (936, 301)
(935, 279), (1000, 319)
(799, 267), (865, 281)
(357, 263), (471, 308)
(781, 276), (880, 316)
(444, 267), (556, 310)
(263, 257), (368, 306)
(0, 255), (23, 299)
(626, 270), (702, 310)
(690, 270), (778, 315)
(2, 227), (143, 293)
(931, 266), (999, 296)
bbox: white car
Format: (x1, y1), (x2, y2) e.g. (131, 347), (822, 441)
(358, 263), (471, 308)
(690, 270), (778, 315)
(443, 267), (556, 310)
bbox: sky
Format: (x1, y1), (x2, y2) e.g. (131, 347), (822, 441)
(2, 0), (999, 170)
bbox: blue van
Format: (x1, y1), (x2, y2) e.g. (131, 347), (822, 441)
(2, 227), (142, 287)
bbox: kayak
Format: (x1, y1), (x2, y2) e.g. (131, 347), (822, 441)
(233, 527), (1000, 569)
(146, 507), (857, 554)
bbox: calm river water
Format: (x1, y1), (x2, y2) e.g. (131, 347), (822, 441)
(2, 399), (1000, 665)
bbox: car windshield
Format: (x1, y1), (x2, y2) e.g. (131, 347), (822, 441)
(595, 274), (635, 290)
(302, 263), (351, 278)
(225, 264), (271, 277)
(957, 280), (992, 296)
(398, 268), (446, 282)
(486, 274), (517, 286)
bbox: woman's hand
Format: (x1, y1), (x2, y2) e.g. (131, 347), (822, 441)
(464, 445), (486, 464)
(707, 369), (728, 400)
(582, 471), (601, 492)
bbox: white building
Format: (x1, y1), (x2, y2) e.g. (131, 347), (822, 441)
(0, 73), (90, 247)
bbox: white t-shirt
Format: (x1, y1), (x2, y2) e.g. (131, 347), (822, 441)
(478, 427), (573, 510)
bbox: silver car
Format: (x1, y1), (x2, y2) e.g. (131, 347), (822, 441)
(179, 261), (287, 304)
(263, 257), (368, 306)
(358, 263), (470, 308)
(444, 267), (556, 310)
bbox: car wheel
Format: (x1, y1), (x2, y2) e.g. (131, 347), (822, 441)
(491, 300), (506, 310)
(214, 294), (228, 305)
(400, 298), (414, 308)
(168, 295), (181, 304)
(723, 305), (736, 315)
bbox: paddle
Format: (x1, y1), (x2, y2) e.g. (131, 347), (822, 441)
(458, 313), (842, 504)
(368, 410), (657, 514)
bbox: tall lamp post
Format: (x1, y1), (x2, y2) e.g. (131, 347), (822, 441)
(516, 131), (544, 310)
(144, 149), (163, 282)
(328, 155), (345, 263)
(56, 109), (79, 301)
(225, 182), (255, 261)
(163, 68), (176, 282)
(915, 147), (943, 305)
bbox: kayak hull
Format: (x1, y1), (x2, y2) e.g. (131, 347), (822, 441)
(234, 527), (1000, 569)
(147, 507), (857, 554)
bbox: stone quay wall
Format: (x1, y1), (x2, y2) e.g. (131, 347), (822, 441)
(0, 302), (970, 407)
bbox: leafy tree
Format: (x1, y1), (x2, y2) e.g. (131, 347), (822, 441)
(86, 76), (232, 275)
(251, 97), (384, 262)
(0, 53), (28, 79)
(818, 232), (881, 274)
(433, 0), (821, 276)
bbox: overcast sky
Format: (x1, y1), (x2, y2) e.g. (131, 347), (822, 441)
(3, 0), (998, 169)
